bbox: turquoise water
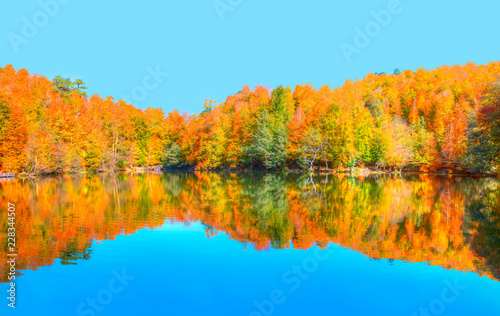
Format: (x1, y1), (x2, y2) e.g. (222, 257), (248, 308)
(1, 173), (500, 315)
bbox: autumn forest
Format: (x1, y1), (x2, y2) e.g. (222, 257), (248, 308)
(1, 62), (500, 174)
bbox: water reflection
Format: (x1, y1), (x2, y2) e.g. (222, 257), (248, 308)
(1, 173), (499, 282)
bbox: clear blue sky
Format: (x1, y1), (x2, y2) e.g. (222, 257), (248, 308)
(1, 0), (499, 114)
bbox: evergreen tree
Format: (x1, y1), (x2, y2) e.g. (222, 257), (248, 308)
(163, 143), (182, 167)
(52, 76), (88, 98)
(244, 110), (287, 169)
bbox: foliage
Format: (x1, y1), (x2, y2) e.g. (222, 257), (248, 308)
(243, 110), (287, 169)
(162, 143), (182, 167)
(2, 62), (500, 173)
(299, 128), (327, 171)
(52, 76), (88, 98)
(467, 82), (500, 173)
(411, 117), (438, 171)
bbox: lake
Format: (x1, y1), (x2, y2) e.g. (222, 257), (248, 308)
(1, 172), (500, 315)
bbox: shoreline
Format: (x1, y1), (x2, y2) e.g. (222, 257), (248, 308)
(10, 167), (499, 179)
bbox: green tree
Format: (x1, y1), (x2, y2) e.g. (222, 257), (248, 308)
(411, 117), (438, 170)
(52, 76), (88, 98)
(465, 112), (498, 173)
(244, 110), (287, 169)
(270, 85), (294, 125)
(162, 143), (182, 167)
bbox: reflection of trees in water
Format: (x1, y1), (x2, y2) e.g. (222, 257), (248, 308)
(1, 173), (500, 282)
(60, 240), (93, 265)
(240, 173), (290, 248)
(464, 178), (500, 280)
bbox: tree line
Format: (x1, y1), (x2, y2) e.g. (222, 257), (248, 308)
(1, 62), (500, 174)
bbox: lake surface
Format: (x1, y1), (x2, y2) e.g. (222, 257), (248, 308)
(1, 172), (500, 315)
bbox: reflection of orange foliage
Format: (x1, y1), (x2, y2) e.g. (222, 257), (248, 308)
(0, 173), (498, 283)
